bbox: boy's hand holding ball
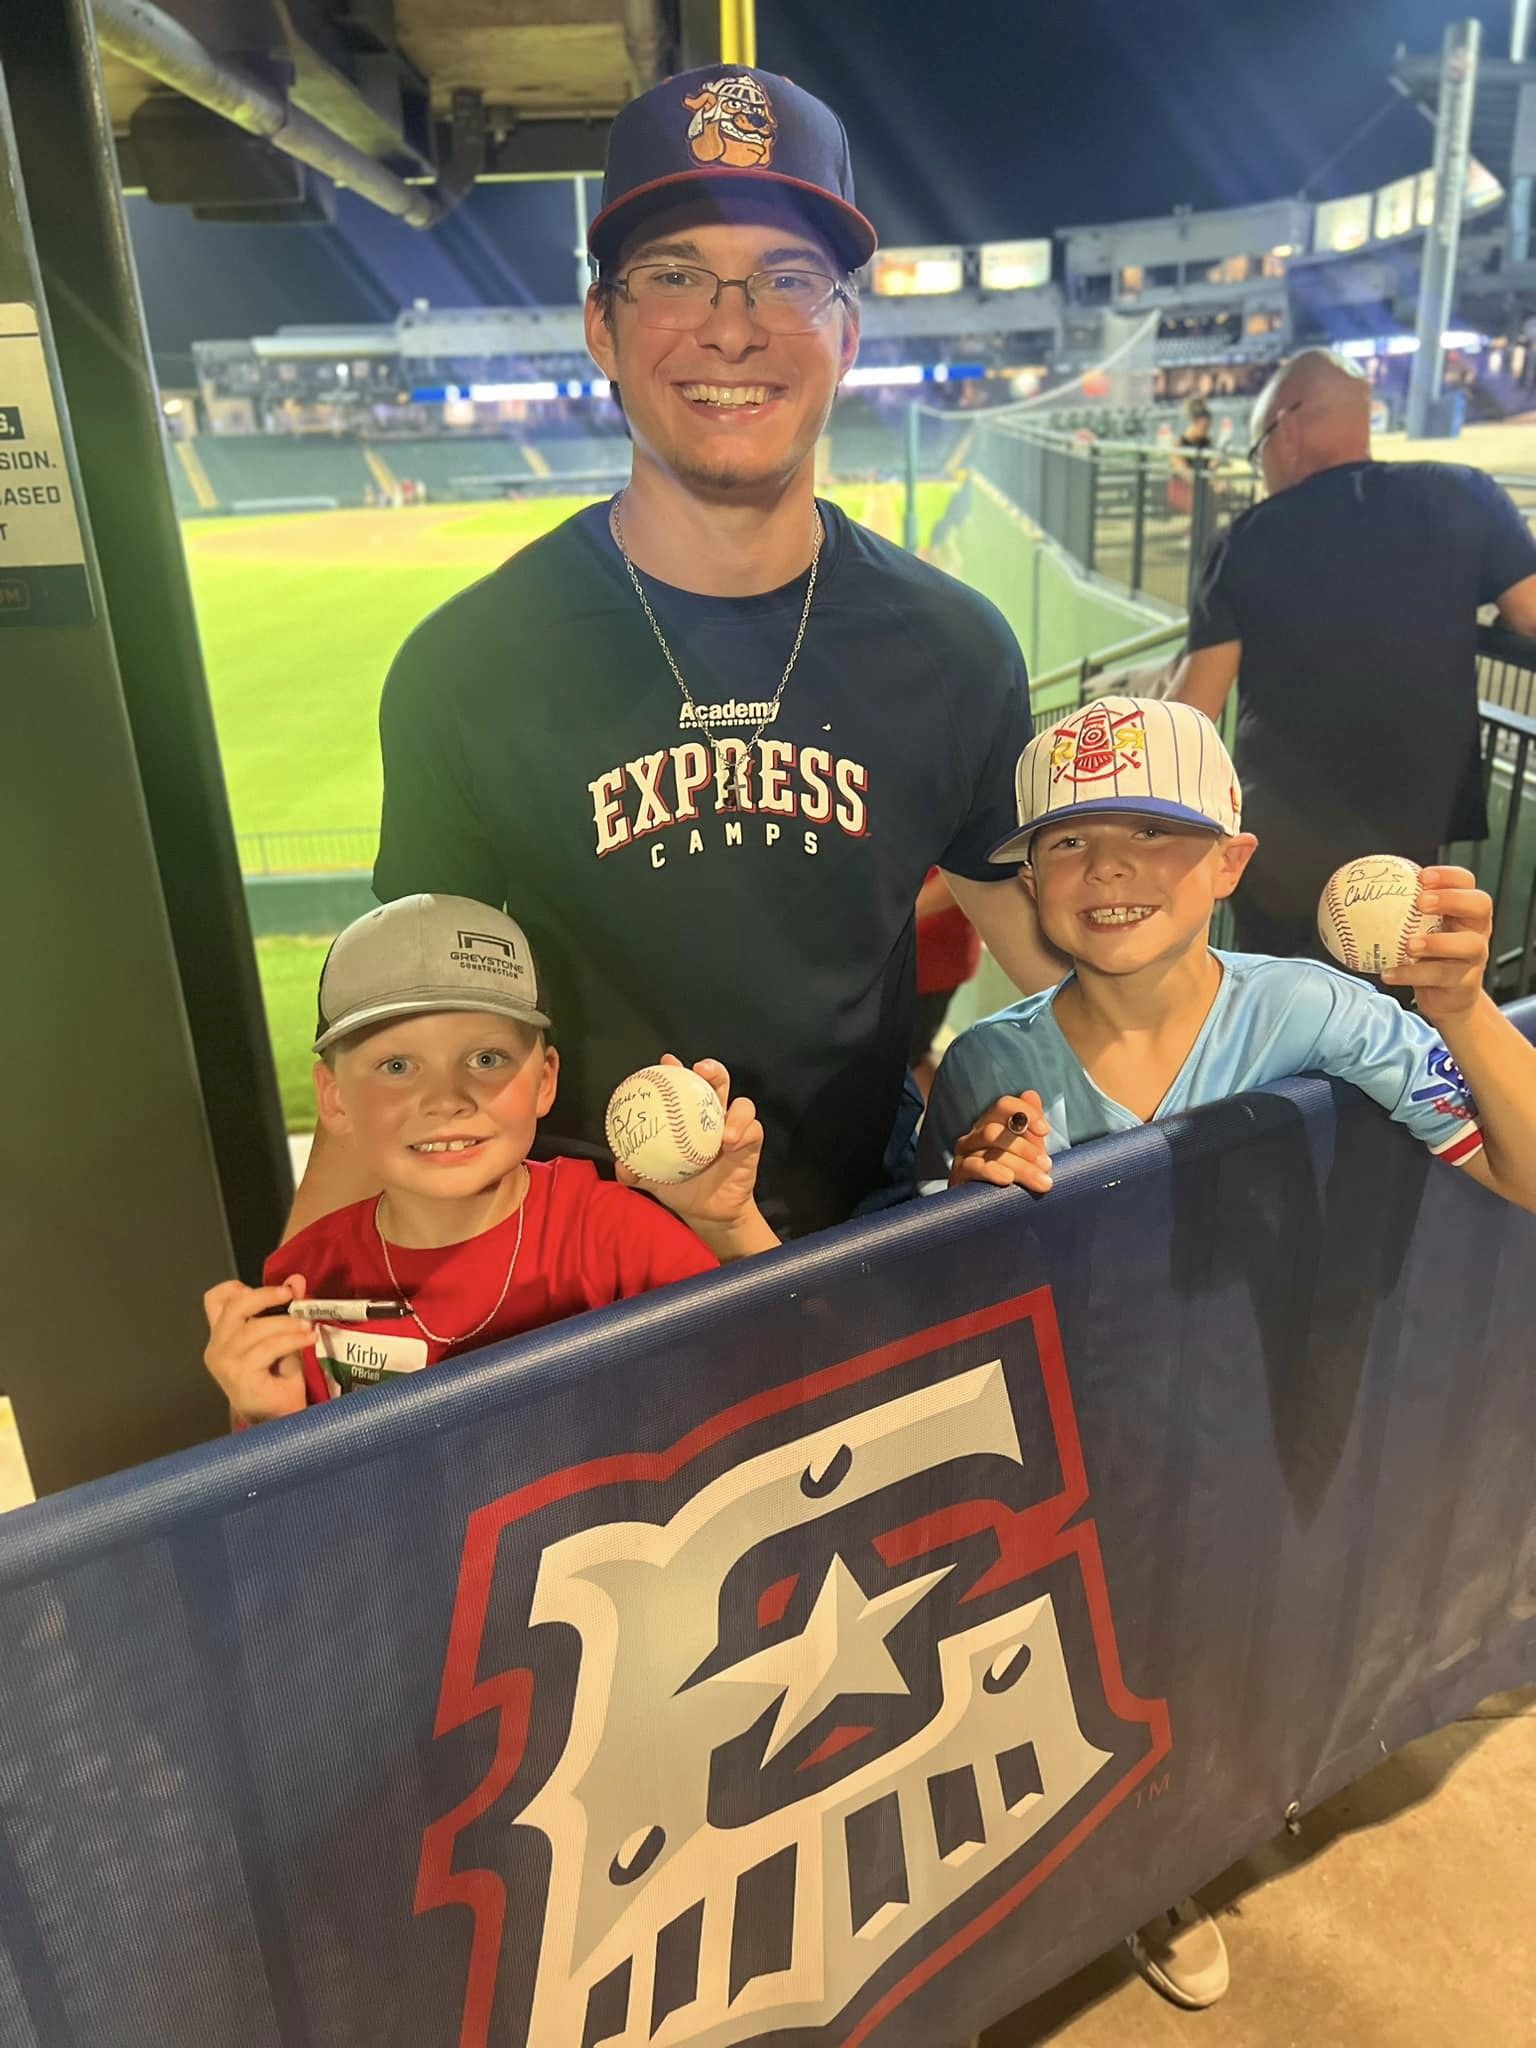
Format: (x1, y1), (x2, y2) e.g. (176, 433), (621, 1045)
(1319, 860), (1492, 1026)
(607, 1055), (777, 1251)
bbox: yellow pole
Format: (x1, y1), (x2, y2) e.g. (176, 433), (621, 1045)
(720, 0), (757, 67)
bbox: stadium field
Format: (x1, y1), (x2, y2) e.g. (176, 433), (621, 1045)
(185, 480), (957, 844)
(254, 936), (332, 1127)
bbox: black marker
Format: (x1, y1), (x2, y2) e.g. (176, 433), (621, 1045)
(261, 1298), (411, 1320)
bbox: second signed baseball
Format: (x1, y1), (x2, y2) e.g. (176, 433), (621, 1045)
(1317, 855), (1440, 975)
(605, 1065), (724, 1184)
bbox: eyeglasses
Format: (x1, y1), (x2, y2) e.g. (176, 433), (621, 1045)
(609, 263), (853, 334)
(1247, 400), (1302, 467)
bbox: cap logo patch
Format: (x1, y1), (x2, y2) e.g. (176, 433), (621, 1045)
(683, 74), (777, 167)
(451, 930), (529, 984)
(456, 929), (515, 958)
(1050, 707), (1146, 785)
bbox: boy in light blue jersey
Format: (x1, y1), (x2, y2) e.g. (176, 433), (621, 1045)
(920, 694), (1536, 2015)
(918, 695), (1536, 1214)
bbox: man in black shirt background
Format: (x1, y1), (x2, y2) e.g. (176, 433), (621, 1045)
(1170, 348), (1536, 956)
(288, 68), (1058, 1241)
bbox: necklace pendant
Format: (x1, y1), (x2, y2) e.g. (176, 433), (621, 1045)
(718, 775), (740, 813)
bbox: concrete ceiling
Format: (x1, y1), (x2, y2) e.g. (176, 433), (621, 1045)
(102, 0), (716, 199)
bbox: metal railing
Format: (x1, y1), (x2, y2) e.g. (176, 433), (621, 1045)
(1473, 624), (1536, 995)
(967, 416), (1256, 612)
(1025, 618), (1190, 729)
(1476, 619), (1536, 718)
(237, 826), (376, 875)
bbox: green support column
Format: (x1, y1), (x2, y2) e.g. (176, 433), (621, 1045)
(0, 51), (236, 1490)
(1, 0), (290, 1288)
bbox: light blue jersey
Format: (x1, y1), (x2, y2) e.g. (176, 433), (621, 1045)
(918, 952), (1483, 1189)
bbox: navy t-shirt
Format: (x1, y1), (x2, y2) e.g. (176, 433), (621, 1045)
(1189, 461), (1536, 876)
(373, 498), (1032, 1235)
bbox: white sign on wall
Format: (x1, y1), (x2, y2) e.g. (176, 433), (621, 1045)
(0, 302), (90, 628)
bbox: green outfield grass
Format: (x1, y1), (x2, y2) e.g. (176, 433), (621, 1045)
(254, 936), (332, 1126)
(195, 481), (955, 1125)
(186, 480), (957, 843)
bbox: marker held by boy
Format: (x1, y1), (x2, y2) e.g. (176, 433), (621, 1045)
(278, 1299), (411, 1321)
(1007, 1112), (1032, 1136)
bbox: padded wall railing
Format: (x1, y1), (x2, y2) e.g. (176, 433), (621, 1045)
(1, 1004), (1533, 2048)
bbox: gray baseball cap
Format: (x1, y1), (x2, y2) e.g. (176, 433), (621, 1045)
(313, 895), (551, 1054)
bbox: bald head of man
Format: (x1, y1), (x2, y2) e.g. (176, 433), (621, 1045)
(1248, 348), (1372, 495)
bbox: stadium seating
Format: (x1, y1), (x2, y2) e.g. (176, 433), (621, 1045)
(194, 435), (373, 511)
(534, 433), (631, 478)
(162, 442), (206, 519)
(827, 397), (970, 479)
(378, 437), (535, 495)
(172, 401), (978, 519)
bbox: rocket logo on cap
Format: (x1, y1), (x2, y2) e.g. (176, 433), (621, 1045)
(684, 74), (777, 167)
(989, 696), (1243, 866)
(1050, 705), (1146, 786)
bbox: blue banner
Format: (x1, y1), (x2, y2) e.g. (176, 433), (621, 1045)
(1, 1007), (1534, 2048)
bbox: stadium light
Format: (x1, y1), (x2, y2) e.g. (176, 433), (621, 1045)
(870, 246), (965, 297)
(978, 239), (1052, 291)
(1334, 331), (1484, 360)
(841, 363), (985, 388)
(468, 380), (562, 402)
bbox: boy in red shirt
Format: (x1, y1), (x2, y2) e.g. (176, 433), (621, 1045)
(203, 895), (777, 1426)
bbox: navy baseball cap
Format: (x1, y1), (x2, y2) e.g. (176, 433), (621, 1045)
(589, 67), (877, 275)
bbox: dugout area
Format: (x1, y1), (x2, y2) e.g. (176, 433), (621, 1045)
(0, 0), (755, 1495)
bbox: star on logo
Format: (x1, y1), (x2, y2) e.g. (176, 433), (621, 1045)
(704, 1553), (952, 1763)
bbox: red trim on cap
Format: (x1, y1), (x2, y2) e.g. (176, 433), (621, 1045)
(588, 167), (878, 268)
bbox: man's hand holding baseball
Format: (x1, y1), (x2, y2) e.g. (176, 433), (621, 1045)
(949, 1092), (1054, 1193)
(202, 1273), (311, 1426)
(617, 1055), (779, 1255)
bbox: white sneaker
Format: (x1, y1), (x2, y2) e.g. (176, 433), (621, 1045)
(1126, 1898), (1230, 2009)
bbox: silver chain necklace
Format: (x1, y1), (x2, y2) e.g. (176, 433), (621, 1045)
(373, 1165), (528, 1347)
(610, 492), (823, 812)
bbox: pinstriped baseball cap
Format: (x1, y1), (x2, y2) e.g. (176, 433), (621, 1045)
(314, 895), (550, 1053)
(990, 696), (1243, 865)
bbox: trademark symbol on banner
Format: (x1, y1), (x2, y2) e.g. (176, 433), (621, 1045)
(1135, 1772), (1172, 1809)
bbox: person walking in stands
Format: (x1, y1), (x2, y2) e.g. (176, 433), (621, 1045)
(1175, 394), (1212, 467)
(1169, 348), (1536, 957)
(288, 66), (1057, 1242)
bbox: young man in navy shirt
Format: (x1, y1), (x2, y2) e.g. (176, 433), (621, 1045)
(290, 67), (1057, 1243)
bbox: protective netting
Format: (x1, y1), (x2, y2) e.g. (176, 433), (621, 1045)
(973, 310), (1159, 436)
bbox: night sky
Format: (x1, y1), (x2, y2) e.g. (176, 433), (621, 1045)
(126, 0), (1518, 364)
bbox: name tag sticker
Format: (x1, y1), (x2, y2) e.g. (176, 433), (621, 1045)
(311, 1323), (429, 1390)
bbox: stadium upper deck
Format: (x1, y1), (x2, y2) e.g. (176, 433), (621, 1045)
(181, 148), (1530, 446)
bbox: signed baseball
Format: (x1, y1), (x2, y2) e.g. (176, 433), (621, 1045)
(1317, 855), (1441, 975)
(605, 1065), (724, 1184)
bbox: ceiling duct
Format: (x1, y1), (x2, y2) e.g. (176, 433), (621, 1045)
(93, 0), (445, 226)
